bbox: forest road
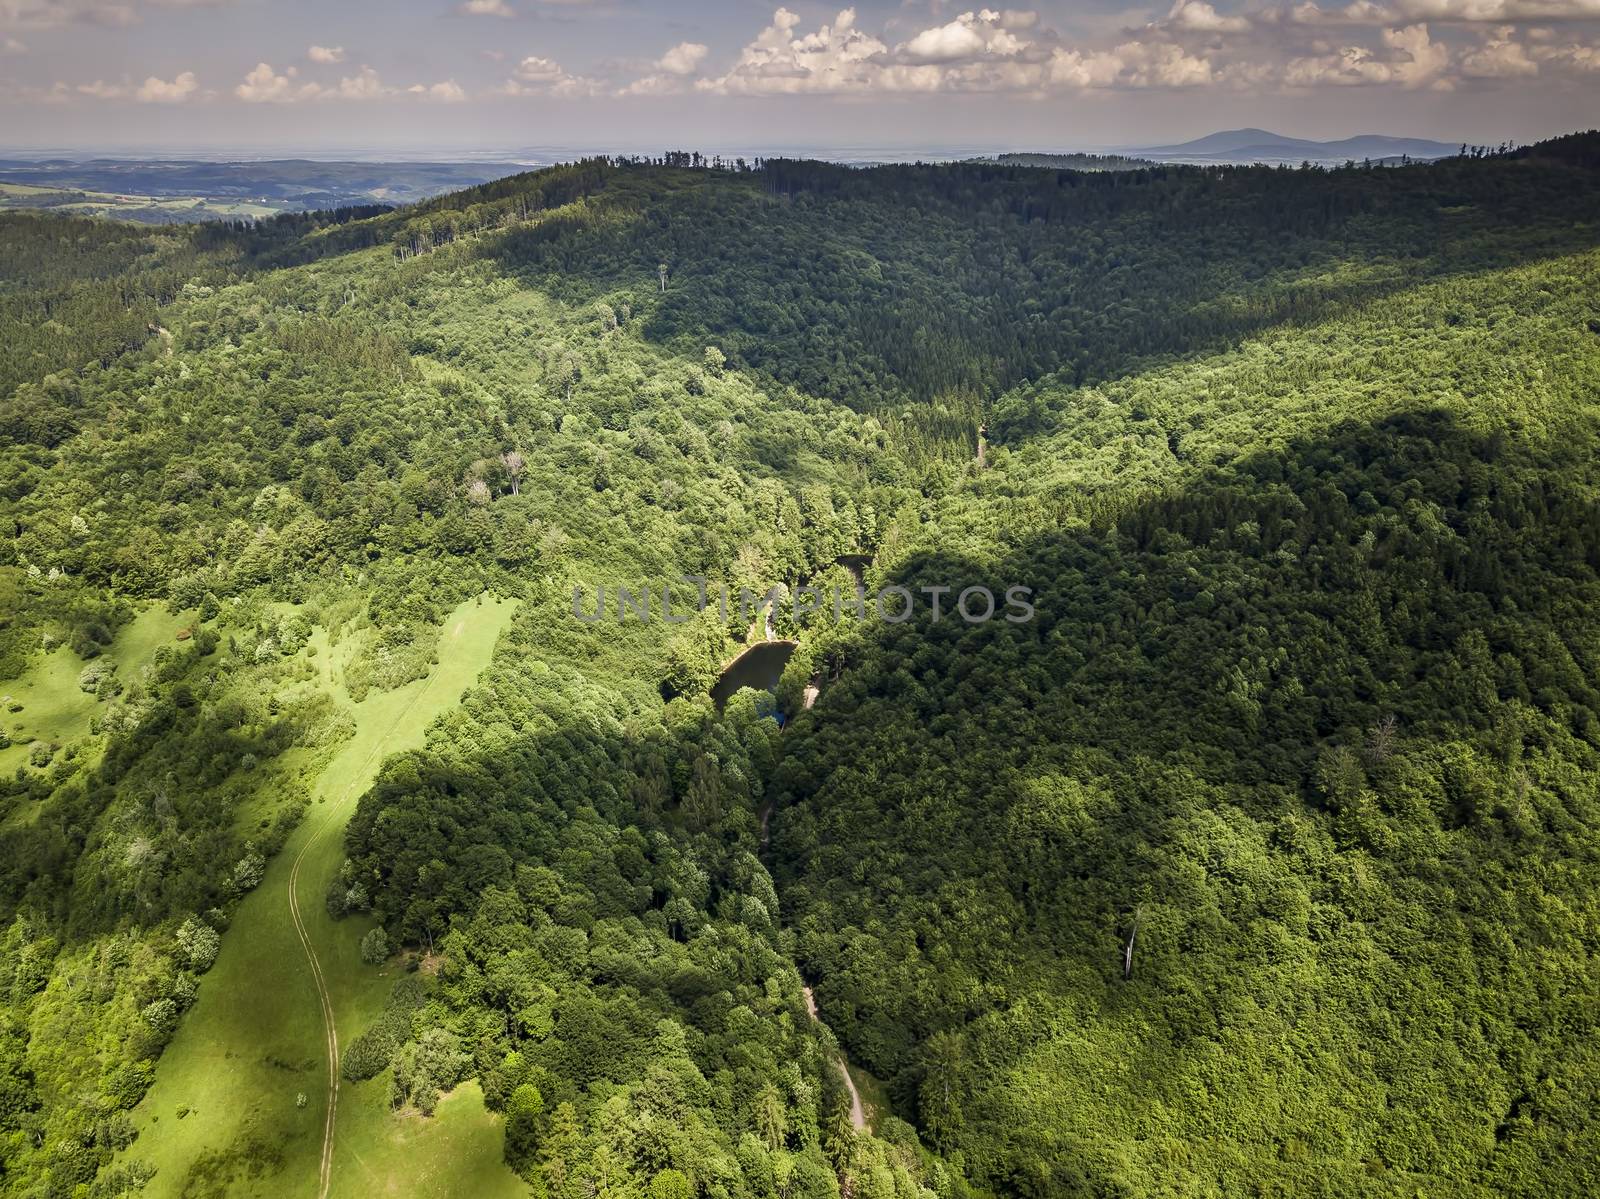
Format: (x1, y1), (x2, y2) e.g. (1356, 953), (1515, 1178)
(804, 985), (867, 1131)
(288, 617), (467, 1199)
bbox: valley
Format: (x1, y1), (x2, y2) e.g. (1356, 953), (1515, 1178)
(2, 134), (1599, 1198)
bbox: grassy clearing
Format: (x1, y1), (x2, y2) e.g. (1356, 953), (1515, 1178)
(335, 1081), (522, 1199)
(127, 595), (523, 1199)
(0, 648), (96, 774)
(0, 603), (192, 780)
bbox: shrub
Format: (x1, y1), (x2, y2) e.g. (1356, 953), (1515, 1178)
(176, 917), (220, 973)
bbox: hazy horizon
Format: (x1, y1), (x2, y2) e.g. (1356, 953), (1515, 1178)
(0, 128), (1540, 166)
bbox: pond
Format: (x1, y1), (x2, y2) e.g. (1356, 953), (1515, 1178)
(835, 554), (871, 586)
(710, 640), (797, 713)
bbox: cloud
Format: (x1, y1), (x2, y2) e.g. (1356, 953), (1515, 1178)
(503, 54), (601, 96)
(658, 41), (708, 75)
(75, 78), (128, 97)
(2, 0), (228, 28)
(135, 69), (196, 101)
(1395, 0), (1600, 19)
(3, 34), (24, 49)
(1530, 35), (1600, 67)
(697, 7), (1225, 94)
(308, 44), (345, 64)
(1283, 22), (1451, 85)
(1460, 24), (1541, 71)
(1161, 1), (1252, 34)
(2, 0), (132, 27)
(1286, 2), (1397, 23)
(236, 61), (390, 102)
(618, 41), (711, 95)
(899, 10), (1029, 63)
(67, 70), (199, 100)
(511, 54), (565, 81)
(697, 8), (891, 94)
(461, 0), (513, 15)
(235, 61), (302, 102)
(409, 79), (467, 101)
(1048, 40), (1217, 87)
(328, 65), (387, 99)
(1286, 0), (1600, 20)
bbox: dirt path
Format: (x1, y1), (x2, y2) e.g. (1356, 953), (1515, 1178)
(803, 985), (867, 1131)
(288, 618), (466, 1199)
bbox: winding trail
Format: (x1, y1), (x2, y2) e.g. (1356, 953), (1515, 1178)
(288, 816), (342, 1199)
(804, 986), (867, 1131)
(289, 618), (466, 1199)
(760, 683), (865, 1128)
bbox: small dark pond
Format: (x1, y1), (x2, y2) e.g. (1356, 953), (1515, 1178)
(711, 640), (797, 713)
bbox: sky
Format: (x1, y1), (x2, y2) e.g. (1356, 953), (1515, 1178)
(1, 0), (1596, 154)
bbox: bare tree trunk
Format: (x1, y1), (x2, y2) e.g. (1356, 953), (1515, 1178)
(1124, 905), (1143, 980)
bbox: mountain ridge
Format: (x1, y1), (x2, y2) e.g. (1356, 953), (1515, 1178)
(1134, 127), (1461, 163)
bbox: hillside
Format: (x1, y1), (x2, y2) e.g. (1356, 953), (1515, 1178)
(2, 137), (1599, 1197)
(772, 248), (1600, 1193)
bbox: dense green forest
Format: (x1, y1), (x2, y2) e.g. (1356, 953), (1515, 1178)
(1, 135), (1598, 1197)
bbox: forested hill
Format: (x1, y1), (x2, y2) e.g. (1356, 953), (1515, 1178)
(769, 247), (1600, 1193)
(201, 134), (1600, 420)
(1, 134), (1599, 1198)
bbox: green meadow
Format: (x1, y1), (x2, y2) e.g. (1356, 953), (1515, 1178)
(0, 604), (192, 782)
(126, 596), (522, 1199)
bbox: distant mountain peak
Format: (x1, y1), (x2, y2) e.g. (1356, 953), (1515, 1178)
(1134, 128), (1460, 164)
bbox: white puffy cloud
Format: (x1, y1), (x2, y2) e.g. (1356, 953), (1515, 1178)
(701, 8), (1022, 93)
(66, 68), (202, 101)
(3, 34), (25, 49)
(461, 0), (513, 15)
(1531, 36), (1600, 67)
(328, 65), (387, 99)
(1283, 22), (1451, 85)
(235, 61), (303, 102)
(1284, 2), (1393, 24)
(1162, 1), (1253, 34)
(308, 44), (345, 64)
(236, 61), (390, 102)
(1049, 40), (1217, 87)
(697, 8), (888, 94)
(135, 69), (196, 101)
(658, 41), (708, 75)
(1460, 24), (1540, 72)
(900, 10), (1029, 63)
(512, 55), (565, 82)
(503, 54), (601, 96)
(619, 43), (711, 95)
(1385, 21), (1452, 79)
(409, 79), (467, 101)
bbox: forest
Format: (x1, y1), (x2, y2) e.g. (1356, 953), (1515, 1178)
(0, 133), (1598, 1198)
